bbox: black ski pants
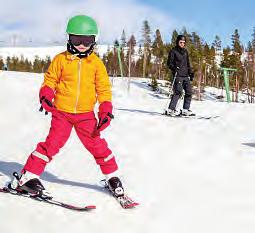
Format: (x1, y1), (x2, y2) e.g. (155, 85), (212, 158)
(168, 76), (192, 110)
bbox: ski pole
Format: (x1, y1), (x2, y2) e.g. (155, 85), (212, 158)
(176, 90), (184, 115)
(169, 72), (177, 97)
(164, 72), (177, 112)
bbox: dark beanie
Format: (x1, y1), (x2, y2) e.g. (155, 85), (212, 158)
(176, 35), (186, 46)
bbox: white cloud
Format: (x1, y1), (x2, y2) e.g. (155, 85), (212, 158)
(0, 0), (184, 46)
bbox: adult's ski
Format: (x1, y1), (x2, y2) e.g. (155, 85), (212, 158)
(163, 111), (220, 120)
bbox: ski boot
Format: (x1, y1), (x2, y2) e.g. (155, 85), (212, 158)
(104, 177), (139, 208)
(165, 109), (180, 117)
(8, 171), (52, 199)
(107, 177), (124, 197)
(181, 109), (195, 116)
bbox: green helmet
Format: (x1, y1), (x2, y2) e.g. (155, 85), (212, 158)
(66, 15), (99, 37)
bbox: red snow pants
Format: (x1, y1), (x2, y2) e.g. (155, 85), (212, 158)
(23, 110), (118, 176)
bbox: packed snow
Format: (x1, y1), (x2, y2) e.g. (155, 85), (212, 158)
(1, 71), (255, 233)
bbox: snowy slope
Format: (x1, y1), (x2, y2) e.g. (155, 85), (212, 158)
(0, 45), (111, 61)
(0, 45), (142, 63)
(1, 71), (255, 233)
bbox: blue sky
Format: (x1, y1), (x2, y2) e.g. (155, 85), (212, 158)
(0, 0), (254, 47)
(137, 0), (255, 46)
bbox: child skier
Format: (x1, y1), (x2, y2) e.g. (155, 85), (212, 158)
(10, 15), (124, 198)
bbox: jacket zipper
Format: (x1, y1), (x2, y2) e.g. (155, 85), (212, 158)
(75, 59), (82, 113)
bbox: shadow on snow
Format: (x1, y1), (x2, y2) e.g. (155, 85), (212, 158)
(0, 160), (104, 193)
(242, 143), (255, 148)
(116, 108), (162, 116)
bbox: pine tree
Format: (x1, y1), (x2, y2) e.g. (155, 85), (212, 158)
(171, 30), (179, 47)
(212, 35), (222, 68)
(24, 58), (32, 72)
(247, 41), (252, 52)
(231, 29), (244, 92)
(33, 56), (42, 73)
(119, 31), (127, 76)
(152, 29), (164, 80)
(141, 20), (152, 78)
(181, 27), (192, 44)
(19, 56), (26, 72)
(120, 29), (127, 48)
(221, 46), (231, 67)
(107, 40), (120, 76)
(251, 27), (255, 51)
(105, 50), (115, 76)
(212, 35), (222, 52)
(44, 56), (51, 72)
(251, 28), (255, 95)
(189, 32), (203, 79)
(163, 30), (179, 81)
(0, 57), (4, 70)
(135, 44), (143, 77)
(243, 41), (254, 102)
(232, 29), (242, 55)
(9, 56), (19, 71)
(187, 32), (204, 99)
(127, 34), (136, 77)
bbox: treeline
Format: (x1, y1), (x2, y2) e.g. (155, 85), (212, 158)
(2, 20), (255, 100)
(0, 55), (51, 73)
(102, 21), (255, 101)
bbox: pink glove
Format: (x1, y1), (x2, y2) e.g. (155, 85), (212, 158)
(97, 101), (114, 131)
(39, 86), (55, 114)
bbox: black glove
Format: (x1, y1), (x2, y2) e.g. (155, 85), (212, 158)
(172, 66), (179, 77)
(189, 72), (194, 81)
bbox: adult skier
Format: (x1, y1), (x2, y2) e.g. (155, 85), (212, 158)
(166, 35), (195, 116)
(10, 15), (124, 198)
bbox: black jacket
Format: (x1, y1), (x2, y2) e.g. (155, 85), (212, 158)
(167, 46), (193, 78)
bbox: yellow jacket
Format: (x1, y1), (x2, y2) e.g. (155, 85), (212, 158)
(43, 51), (112, 113)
